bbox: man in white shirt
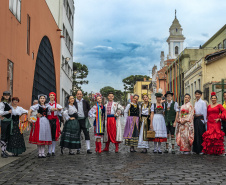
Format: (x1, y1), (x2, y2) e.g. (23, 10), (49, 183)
(193, 90), (207, 154)
(74, 90), (92, 154)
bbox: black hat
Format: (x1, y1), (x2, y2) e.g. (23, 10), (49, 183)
(3, 91), (10, 95)
(155, 92), (163, 97)
(164, 91), (174, 97)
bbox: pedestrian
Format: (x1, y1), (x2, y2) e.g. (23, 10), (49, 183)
(0, 91), (12, 158)
(221, 92), (226, 135)
(164, 91), (179, 154)
(202, 92), (226, 155)
(60, 95), (81, 155)
(7, 97), (28, 156)
(74, 90), (92, 154)
(193, 90), (207, 155)
(88, 93), (105, 153)
(28, 94), (52, 158)
(150, 90), (167, 154)
(103, 92), (124, 153)
(176, 93), (194, 154)
(123, 94), (140, 152)
(47, 92), (62, 157)
(137, 93), (151, 153)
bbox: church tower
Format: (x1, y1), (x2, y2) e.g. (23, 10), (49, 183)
(167, 10), (185, 59)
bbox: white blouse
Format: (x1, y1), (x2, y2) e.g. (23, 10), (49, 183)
(63, 105), (78, 121)
(12, 106), (28, 116)
(47, 102), (63, 116)
(0, 102), (11, 116)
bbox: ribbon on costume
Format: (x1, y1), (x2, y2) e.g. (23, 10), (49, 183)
(96, 102), (103, 134)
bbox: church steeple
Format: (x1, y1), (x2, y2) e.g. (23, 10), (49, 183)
(166, 10), (185, 59)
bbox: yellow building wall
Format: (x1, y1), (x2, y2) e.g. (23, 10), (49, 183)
(203, 56), (226, 84)
(202, 25), (226, 49)
(134, 81), (152, 102)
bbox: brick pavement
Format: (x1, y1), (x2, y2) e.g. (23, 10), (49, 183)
(0, 120), (226, 184)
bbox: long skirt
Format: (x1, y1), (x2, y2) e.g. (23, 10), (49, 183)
(7, 119), (26, 154)
(176, 121), (194, 152)
(193, 116), (206, 154)
(29, 117), (52, 145)
(150, 114), (167, 142)
(138, 116), (149, 148)
(106, 116), (120, 143)
(60, 119), (81, 149)
(202, 120), (225, 155)
(123, 116), (139, 146)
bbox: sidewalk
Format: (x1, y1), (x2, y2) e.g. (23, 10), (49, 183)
(0, 131), (37, 168)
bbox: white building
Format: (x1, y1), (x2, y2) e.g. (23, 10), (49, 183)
(166, 10), (185, 60)
(45, 0), (74, 106)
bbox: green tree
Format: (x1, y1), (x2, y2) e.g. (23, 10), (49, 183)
(122, 75), (150, 92)
(72, 62), (89, 96)
(100, 86), (124, 104)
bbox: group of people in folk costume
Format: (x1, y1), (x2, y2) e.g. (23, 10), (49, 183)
(1, 88), (226, 158)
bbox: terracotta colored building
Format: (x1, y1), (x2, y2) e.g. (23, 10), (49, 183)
(0, 0), (61, 109)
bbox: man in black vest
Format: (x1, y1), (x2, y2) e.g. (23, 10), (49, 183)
(0, 91), (12, 158)
(164, 91), (179, 154)
(74, 90), (92, 154)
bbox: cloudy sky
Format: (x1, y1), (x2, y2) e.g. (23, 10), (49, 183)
(73, 0), (226, 93)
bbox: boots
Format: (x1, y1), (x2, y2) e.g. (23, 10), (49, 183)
(115, 143), (119, 153)
(97, 142), (102, 153)
(103, 142), (110, 152)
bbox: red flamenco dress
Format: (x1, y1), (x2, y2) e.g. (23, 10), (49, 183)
(202, 104), (225, 155)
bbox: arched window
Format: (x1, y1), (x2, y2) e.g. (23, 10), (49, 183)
(32, 36), (56, 103)
(176, 28), (178, 32)
(175, 46), (179, 55)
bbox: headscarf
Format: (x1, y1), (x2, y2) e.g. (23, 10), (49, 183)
(49, 92), (57, 108)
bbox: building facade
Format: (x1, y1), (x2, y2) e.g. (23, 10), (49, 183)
(202, 24), (226, 50)
(46, 0), (75, 106)
(133, 78), (152, 103)
(0, 0), (61, 109)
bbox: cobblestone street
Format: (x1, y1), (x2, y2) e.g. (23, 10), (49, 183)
(1, 120), (226, 185)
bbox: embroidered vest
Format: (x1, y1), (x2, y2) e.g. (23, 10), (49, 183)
(165, 101), (176, 123)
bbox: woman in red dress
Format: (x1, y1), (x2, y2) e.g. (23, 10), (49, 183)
(202, 92), (225, 155)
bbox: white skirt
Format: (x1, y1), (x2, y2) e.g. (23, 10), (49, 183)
(39, 117), (52, 141)
(138, 121), (149, 148)
(152, 114), (167, 138)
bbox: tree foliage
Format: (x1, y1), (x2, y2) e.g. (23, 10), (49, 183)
(72, 62), (89, 95)
(100, 86), (124, 104)
(122, 75), (150, 92)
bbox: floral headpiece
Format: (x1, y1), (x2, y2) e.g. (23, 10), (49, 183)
(93, 92), (102, 101)
(211, 92), (216, 96)
(142, 93), (148, 98)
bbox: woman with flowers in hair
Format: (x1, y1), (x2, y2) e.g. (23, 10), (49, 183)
(176, 93), (194, 154)
(150, 89), (167, 154)
(88, 93), (105, 153)
(202, 92), (226, 155)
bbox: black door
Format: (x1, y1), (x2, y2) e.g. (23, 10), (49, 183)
(32, 36), (56, 102)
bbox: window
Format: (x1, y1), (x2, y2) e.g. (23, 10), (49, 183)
(194, 81), (196, 91)
(175, 46), (178, 54)
(9, 0), (21, 22)
(27, 14), (30, 55)
(142, 85), (148, 90)
(176, 28), (178, 32)
(7, 60), (14, 96)
(223, 39), (226, 49)
(218, 43), (222, 49)
(198, 79), (201, 90)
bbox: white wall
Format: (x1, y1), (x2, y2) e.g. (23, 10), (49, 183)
(46, 0), (75, 106)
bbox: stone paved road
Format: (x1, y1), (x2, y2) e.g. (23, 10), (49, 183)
(1, 119), (226, 185)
